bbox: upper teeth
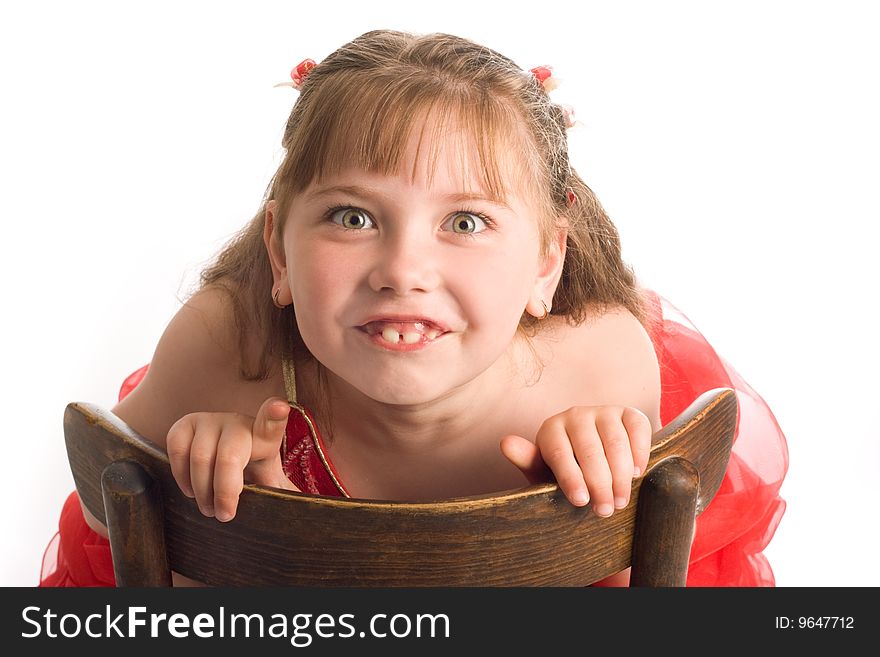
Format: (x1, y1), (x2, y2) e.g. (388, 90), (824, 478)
(378, 327), (440, 343)
(382, 327), (401, 343)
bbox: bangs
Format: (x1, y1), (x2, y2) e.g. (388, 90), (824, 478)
(280, 70), (544, 207)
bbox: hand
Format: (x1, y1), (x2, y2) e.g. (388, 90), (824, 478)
(166, 396), (299, 522)
(500, 406), (652, 517)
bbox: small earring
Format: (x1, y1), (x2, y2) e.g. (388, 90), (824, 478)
(272, 285), (285, 309)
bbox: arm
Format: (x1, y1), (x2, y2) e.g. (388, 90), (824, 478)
(109, 284), (250, 448)
(80, 284), (287, 536)
(501, 306), (662, 512)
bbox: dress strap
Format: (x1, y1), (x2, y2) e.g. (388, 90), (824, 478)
(282, 355), (297, 404)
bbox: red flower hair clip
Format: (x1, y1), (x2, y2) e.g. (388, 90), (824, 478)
(529, 65), (560, 93)
(274, 58), (317, 91)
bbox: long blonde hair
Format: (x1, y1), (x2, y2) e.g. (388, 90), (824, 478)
(198, 30), (650, 381)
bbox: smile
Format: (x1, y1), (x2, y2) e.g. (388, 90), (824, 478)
(357, 319), (448, 350)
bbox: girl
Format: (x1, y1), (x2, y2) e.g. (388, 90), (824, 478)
(40, 29), (787, 587)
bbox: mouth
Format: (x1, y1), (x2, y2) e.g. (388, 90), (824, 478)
(357, 319), (449, 346)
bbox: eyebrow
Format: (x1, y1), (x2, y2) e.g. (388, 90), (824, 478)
(304, 184), (511, 210)
(304, 185), (381, 203)
(444, 191), (511, 210)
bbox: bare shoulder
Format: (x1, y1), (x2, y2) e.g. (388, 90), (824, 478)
(110, 284), (276, 448)
(544, 305), (662, 430)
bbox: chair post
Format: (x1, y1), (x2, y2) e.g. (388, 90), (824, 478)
(629, 457), (699, 587)
(101, 460), (172, 587)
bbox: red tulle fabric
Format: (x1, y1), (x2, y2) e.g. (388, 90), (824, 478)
(642, 290), (788, 585)
(39, 290), (788, 587)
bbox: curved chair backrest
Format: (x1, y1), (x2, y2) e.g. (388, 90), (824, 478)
(64, 387), (736, 587)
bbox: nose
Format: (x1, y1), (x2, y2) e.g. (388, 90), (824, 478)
(367, 227), (441, 295)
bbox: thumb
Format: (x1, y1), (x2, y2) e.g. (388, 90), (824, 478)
(251, 396), (291, 460)
(499, 435), (552, 485)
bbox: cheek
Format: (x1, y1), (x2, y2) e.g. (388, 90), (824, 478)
(448, 246), (539, 325)
(289, 237), (361, 295)
(287, 242), (357, 341)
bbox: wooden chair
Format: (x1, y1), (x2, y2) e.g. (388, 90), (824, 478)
(64, 388), (736, 587)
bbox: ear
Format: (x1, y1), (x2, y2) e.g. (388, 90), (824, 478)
(263, 200), (291, 305)
(526, 220), (567, 318)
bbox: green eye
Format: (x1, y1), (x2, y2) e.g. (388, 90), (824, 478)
(331, 207), (373, 229)
(447, 212), (487, 234)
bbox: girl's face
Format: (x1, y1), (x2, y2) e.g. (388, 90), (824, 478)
(275, 122), (565, 406)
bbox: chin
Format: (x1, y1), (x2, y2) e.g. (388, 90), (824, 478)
(364, 387), (439, 407)
(354, 376), (448, 407)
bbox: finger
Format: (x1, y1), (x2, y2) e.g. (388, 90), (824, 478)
(188, 426), (220, 517)
(212, 426), (252, 522)
(534, 424), (591, 507)
(251, 397), (291, 462)
(166, 415), (196, 498)
(566, 422), (615, 517)
(622, 407), (653, 477)
(499, 435), (552, 484)
(595, 412), (637, 511)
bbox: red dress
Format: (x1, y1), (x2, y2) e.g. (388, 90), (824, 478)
(40, 290), (788, 587)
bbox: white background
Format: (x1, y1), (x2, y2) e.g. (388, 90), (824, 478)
(2, 1), (877, 587)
